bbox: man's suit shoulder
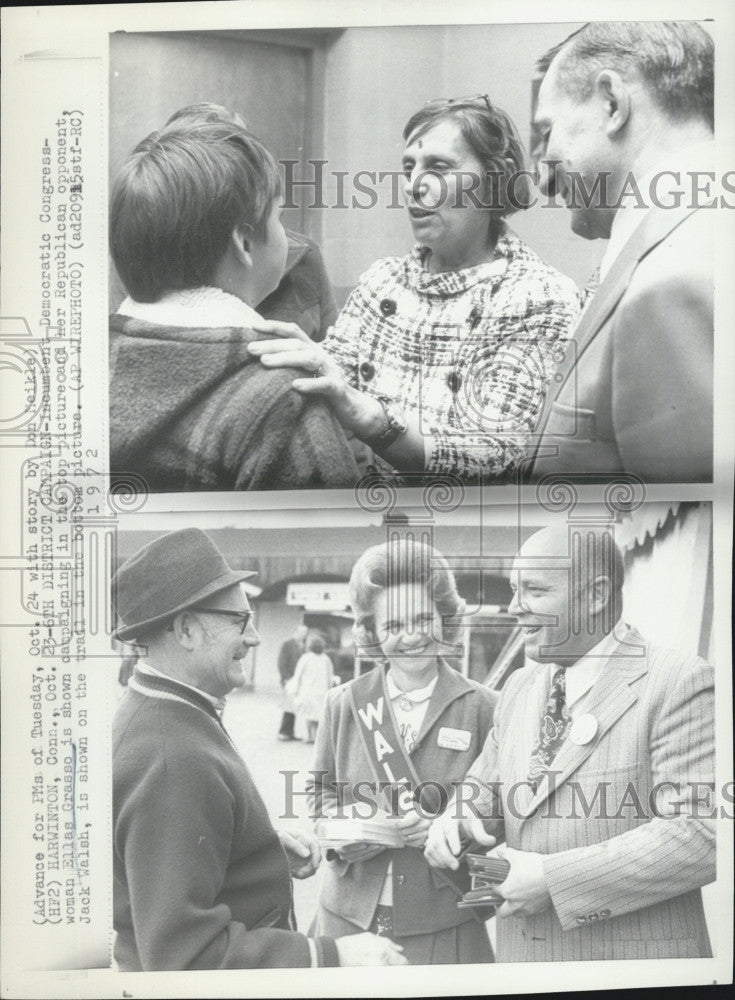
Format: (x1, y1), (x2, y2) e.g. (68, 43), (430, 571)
(642, 640), (713, 689)
(619, 208), (713, 318)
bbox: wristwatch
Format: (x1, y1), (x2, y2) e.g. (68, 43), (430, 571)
(364, 394), (408, 451)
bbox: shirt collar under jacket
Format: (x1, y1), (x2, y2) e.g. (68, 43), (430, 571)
(117, 285), (263, 329)
(406, 228), (513, 297)
(385, 670), (439, 704)
(599, 138), (715, 282)
(545, 617), (626, 710)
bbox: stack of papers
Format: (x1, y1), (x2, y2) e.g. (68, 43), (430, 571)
(317, 817), (406, 848)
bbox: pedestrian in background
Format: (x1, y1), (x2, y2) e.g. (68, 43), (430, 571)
(277, 623), (308, 741)
(290, 633), (335, 743)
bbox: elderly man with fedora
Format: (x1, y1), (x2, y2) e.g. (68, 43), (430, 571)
(112, 527), (407, 971)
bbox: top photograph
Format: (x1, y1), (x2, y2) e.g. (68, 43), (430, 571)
(108, 19), (716, 493)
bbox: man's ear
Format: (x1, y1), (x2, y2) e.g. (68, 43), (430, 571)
(171, 610), (198, 650)
(588, 575), (613, 618)
(231, 225), (254, 272)
(594, 69), (631, 136)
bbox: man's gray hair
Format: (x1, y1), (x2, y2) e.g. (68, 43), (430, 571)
(538, 22), (713, 129)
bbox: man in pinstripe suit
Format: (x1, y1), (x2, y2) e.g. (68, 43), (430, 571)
(425, 525), (715, 961)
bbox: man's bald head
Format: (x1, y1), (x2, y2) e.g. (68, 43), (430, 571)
(509, 524), (625, 663)
(518, 525), (624, 597)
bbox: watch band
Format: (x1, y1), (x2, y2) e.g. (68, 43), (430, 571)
(363, 395), (408, 451)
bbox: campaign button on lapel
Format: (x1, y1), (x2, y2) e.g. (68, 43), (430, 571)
(570, 713), (598, 746)
(437, 727), (471, 751)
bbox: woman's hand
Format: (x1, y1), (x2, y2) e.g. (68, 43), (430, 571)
(336, 841), (385, 863)
(248, 320), (385, 438)
(396, 807), (432, 849)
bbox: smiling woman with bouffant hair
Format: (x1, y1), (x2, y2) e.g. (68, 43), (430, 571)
(306, 537), (498, 966)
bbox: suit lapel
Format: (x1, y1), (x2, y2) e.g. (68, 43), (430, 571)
(530, 203), (701, 453)
(410, 660), (473, 754)
(522, 629), (649, 820)
(509, 663), (549, 818)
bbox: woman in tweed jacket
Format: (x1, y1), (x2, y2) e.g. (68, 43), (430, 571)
(250, 96), (581, 482)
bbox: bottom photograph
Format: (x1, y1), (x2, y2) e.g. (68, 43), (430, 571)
(111, 499), (716, 971)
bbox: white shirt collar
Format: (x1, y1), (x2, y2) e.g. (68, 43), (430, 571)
(554, 619), (625, 709)
(385, 670), (438, 704)
(117, 285), (263, 329)
(599, 138), (714, 282)
(136, 660), (226, 714)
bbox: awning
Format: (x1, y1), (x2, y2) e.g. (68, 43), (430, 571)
(615, 502), (681, 552)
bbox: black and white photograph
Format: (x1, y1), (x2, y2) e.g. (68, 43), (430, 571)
(107, 17), (715, 493)
(109, 499), (717, 970)
(0, 1), (733, 998)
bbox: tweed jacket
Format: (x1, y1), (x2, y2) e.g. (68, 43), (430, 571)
(308, 661), (497, 936)
(528, 196), (713, 483)
(109, 315), (360, 493)
(466, 627), (715, 961)
(259, 230), (338, 343)
(113, 670), (339, 971)
(326, 230), (580, 481)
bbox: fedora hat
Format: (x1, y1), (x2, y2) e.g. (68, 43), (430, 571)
(113, 528), (256, 642)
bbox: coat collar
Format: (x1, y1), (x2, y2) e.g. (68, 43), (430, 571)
(411, 658), (478, 752)
(284, 230), (311, 273)
(350, 658), (475, 755)
(518, 626), (649, 821)
(404, 229), (514, 297)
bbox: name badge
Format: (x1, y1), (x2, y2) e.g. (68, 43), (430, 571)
(437, 727), (471, 751)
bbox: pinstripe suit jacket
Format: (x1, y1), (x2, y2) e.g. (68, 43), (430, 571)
(467, 627), (715, 961)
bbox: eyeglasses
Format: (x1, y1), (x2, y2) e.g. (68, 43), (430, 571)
(167, 608), (252, 634)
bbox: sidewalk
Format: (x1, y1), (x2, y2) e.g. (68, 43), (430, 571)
(223, 682), (324, 928)
(223, 682), (497, 955)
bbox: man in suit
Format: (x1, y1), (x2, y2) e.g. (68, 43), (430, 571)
(112, 528), (406, 970)
(425, 524), (715, 961)
(527, 22), (714, 482)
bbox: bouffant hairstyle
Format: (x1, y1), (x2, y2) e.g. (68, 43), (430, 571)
(110, 119), (280, 302)
(349, 538), (466, 654)
(402, 95), (533, 239)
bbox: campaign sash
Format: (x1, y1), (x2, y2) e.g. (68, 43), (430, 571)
(347, 666), (477, 904)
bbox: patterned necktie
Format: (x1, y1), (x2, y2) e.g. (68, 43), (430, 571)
(528, 667), (571, 791)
